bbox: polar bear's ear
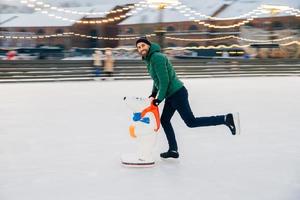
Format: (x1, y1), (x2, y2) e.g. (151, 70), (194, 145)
(123, 96), (138, 112)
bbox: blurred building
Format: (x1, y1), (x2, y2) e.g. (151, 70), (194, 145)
(118, 0), (237, 47)
(118, 0), (300, 48)
(0, 0), (299, 58)
(0, 4), (132, 49)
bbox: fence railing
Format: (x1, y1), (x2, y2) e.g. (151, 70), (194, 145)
(0, 59), (299, 83)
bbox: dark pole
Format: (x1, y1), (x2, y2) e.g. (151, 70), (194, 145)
(155, 4), (166, 51)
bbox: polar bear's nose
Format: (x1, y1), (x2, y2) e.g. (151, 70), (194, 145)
(123, 97), (126, 100)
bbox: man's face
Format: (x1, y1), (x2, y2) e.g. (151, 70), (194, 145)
(137, 42), (150, 57)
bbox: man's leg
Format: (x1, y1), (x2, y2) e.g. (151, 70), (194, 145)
(174, 87), (225, 128)
(160, 98), (177, 151)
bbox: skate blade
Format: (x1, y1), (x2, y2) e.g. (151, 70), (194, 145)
(233, 112), (241, 135)
(121, 161), (155, 168)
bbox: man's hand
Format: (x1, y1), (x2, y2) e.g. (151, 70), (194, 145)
(152, 99), (161, 106)
(149, 92), (157, 99)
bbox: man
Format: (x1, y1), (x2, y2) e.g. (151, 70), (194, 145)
(136, 37), (240, 159)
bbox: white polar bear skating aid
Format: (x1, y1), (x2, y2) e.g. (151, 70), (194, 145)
(121, 96), (160, 167)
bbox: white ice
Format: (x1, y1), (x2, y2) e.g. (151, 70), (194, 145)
(0, 77), (300, 200)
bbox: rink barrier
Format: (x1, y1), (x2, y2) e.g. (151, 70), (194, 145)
(0, 59), (300, 83)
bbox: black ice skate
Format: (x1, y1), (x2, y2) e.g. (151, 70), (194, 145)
(225, 113), (240, 135)
(160, 150), (179, 159)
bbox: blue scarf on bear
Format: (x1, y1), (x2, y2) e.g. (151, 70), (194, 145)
(132, 112), (150, 124)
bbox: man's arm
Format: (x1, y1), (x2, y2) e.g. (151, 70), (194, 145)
(149, 83), (158, 98)
(152, 54), (169, 101)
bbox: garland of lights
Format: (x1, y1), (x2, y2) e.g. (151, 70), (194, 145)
(20, 0), (143, 15)
(177, 10), (299, 29)
(174, 1), (300, 20)
(19, 0), (300, 20)
(165, 36), (295, 43)
(129, 3), (299, 29)
(285, 10), (300, 17)
(0, 32), (296, 43)
(0, 32), (156, 41)
(1, 33), (299, 49)
(125, 4), (258, 29)
(174, 4), (265, 20)
(289, 7), (300, 14)
(18, 0), (300, 27)
(0, 33), (72, 40)
(165, 44), (250, 50)
(1, 32), (295, 43)
(280, 41), (300, 46)
(1, 32), (299, 49)
(20, 0), (147, 24)
(164, 40), (300, 50)
(3, 0), (300, 47)
(36, 8), (141, 24)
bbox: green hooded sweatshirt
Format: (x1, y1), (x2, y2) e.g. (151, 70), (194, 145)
(144, 43), (183, 101)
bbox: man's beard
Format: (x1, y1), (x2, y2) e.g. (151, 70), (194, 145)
(141, 50), (148, 57)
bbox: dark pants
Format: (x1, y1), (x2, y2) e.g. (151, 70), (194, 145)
(161, 86), (225, 151)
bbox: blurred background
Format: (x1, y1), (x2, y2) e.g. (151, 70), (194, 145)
(0, 0), (299, 82)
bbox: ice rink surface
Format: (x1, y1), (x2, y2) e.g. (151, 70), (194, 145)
(0, 77), (300, 200)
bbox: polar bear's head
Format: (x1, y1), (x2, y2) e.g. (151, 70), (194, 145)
(123, 96), (151, 113)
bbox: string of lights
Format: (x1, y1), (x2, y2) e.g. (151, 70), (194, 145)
(73, 33), (156, 40)
(0, 32), (156, 41)
(284, 10), (300, 17)
(1, 31), (295, 43)
(1, 33), (299, 49)
(0, 32), (72, 39)
(19, 0), (147, 24)
(166, 35), (235, 42)
(235, 36), (295, 43)
(174, 2), (300, 20)
(120, 2), (257, 29)
(21, 0), (300, 20)
(164, 39), (300, 49)
(165, 36), (295, 43)
(164, 40), (300, 50)
(18, 0), (300, 27)
(131, 1), (260, 28)
(171, 3), (300, 28)
(0, 31), (296, 43)
(1, 31), (299, 48)
(181, 11), (299, 29)
(289, 7), (300, 13)
(165, 44), (250, 50)
(174, 4), (265, 20)
(20, 0), (144, 15)
(280, 40), (300, 46)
